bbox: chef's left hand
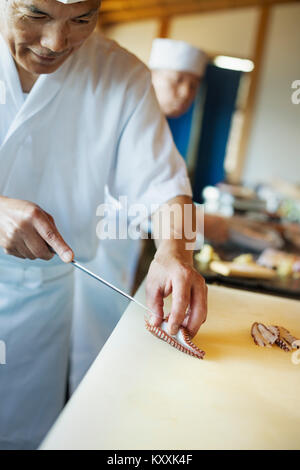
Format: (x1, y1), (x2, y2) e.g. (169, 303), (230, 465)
(145, 245), (207, 338)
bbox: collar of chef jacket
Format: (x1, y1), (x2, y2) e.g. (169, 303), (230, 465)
(0, 33), (73, 149)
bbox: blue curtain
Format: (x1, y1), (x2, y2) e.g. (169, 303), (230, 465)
(193, 64), (242, 203)
(167, 102), (195, 161)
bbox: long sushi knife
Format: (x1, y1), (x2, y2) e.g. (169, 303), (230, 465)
(71, 259), (156, 319)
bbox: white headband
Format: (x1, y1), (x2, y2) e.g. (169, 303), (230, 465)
(149, 38), (207, 77)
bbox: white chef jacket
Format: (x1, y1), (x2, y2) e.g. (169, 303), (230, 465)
(70, 233), (142, 393)
(0, 31), (192, 449)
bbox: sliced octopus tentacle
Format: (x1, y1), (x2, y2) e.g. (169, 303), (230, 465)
(251, 322), (266, 347)
(292, 339), (300, 349)
(275, 326), (299, 352)
(145, 318), (205, 360)
(291, 349), (300, 365)
(257, 323), (279, 345)
(251, 322), (299, 352)
(251, 322), (278, 347)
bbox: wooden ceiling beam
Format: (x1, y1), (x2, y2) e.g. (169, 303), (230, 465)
(100, 0), (188, 12)
(100, 0), (299, 25)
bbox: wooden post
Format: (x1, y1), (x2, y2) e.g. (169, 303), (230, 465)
(157, 16), (171, 38)
(230, 6), (271, 183)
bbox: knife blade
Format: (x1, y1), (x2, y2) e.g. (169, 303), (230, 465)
(71, 260), (156, 319)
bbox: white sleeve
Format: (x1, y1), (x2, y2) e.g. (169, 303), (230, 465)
(111, 70), (193, 216)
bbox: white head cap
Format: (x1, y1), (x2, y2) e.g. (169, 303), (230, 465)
(149, 38), (207, 77)
(56, 0), (87, 4)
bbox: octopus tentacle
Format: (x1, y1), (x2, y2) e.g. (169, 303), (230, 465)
(251, 322), (299, 352)
(145, 318), (205, 360)
(251, 322), (279, 347)
(292, 348), (300, 365)
(251, 322), (267, 347)
(275, 326), (299, 352)
(258, 323), (279, 345)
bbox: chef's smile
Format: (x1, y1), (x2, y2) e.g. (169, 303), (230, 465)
(29, 47), (70, 65)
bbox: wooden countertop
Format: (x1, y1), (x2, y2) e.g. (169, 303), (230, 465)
(41, 284), (300, 450)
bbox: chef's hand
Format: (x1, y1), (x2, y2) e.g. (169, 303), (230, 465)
(146, 243), (207, 339)
(0, 196), (74, 263)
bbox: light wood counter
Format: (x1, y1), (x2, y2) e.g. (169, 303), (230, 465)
(41, 284), (300, 450)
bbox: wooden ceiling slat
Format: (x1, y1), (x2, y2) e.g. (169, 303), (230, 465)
(101, 0), (201, 11)
(100, 0), (300, 25)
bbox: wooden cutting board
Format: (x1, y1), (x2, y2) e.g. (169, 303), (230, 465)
(41, 284), (300, 450)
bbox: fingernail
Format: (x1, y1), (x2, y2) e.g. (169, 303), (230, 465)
(170, 324), (179, 336)
(62, 251), (73, 263)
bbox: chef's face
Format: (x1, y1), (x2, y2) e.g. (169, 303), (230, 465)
(152, 69), (201, 118)
(0, 0), (100, 75)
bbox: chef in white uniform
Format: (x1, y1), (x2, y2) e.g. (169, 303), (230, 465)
(70, 38), (212, 394)
(0, 0), (207, 450)
(149, 38), (207, 119)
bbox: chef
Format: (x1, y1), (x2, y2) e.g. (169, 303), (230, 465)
(150, 38), (207, 120)
(70, 39), (207, 392)
(70, 36), (226, 394)
(149, 38), (207, 162)
(149, 37), (229, 245)
(0, 0), (207, 450)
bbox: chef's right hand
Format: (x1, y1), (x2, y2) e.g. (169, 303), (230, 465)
(0, 196), (74, 263)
